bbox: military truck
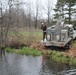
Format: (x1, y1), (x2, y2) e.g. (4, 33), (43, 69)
(41, 20), (76, 49)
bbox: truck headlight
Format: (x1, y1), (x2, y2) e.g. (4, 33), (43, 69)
(47, 35), (50, 41)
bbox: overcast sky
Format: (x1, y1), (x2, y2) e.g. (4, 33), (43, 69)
(1, 0), (57, 19)
(21, 0), (57, 19)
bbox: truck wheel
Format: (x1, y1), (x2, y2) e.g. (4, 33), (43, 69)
(74, 37), (76, 40)
(65, 43), (72, 49)
(68, 43), (72, 49)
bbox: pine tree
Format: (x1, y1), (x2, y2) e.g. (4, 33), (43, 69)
(54, 0), (76, 24)
(64, 0), (76, 24)
(53, 0), (65, 19)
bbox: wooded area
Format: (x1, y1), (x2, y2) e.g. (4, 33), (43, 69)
(0, 0), (76, 49)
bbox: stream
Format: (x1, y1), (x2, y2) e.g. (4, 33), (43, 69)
(0, 52), (76, 75)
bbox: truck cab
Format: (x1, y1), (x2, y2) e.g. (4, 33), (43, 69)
(65, 24), (76, 39)
(72, 26), (76, 39)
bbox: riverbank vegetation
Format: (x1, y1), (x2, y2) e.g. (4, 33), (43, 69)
(5, 47), (42, 56)
(5, 40), (76, 66)
(47, 50), (76, 66)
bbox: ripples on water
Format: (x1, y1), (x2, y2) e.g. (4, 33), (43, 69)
(0, 52), (76, 75)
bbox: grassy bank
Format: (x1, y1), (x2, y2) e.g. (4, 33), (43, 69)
(5, 47), (42, 56)
(46, 50), (76, 66)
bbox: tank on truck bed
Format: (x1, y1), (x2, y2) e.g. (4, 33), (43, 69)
(41, 20), (76, 49)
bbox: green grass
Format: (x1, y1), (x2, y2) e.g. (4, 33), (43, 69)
(69, 56), (76, 66)
(20, 31), (43, 42)
(20, 31), (42, 35)
(8, 30), (43, 44)
(5, 47), (16, 53)
(15, 47), (42, 56)
(5, 47), (42, 56)
(47, 50), (76, 66)
(50, 51), (68, 64)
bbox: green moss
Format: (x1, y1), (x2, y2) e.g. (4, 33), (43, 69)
(5, 47), (42, 56)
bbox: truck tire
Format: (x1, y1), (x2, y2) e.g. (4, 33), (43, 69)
(65, 42), (72, 49)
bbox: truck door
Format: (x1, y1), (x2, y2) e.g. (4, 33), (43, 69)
(73, 26), (76, 39)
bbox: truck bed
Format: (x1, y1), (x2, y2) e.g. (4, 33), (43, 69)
(41, 38), (72, 47)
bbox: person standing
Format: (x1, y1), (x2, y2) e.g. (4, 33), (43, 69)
(41, 22), (47, 41)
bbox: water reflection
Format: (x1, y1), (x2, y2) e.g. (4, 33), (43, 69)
(40, 57), (76, 75)
(0, 53), (43, 75)
(0, 53), (76, 75)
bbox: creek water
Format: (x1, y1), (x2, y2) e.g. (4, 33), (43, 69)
(0, 52), (76, 75)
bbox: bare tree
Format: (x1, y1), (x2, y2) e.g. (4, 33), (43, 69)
(15, 0), (20, 28)
(0, 1), (4, 48)
(35, 0), (39, 29)
(40, 0), (52, 26)
(4, 0), (13, 45)
(47, 0), (51, 26)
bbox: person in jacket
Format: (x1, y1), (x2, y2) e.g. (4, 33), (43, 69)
(41, 22), (47, 41)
